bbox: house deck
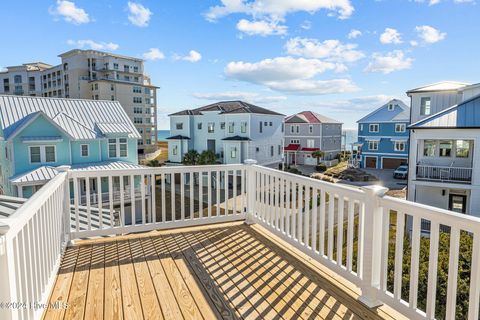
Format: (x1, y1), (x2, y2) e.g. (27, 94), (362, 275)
(42, 222), (402, 320)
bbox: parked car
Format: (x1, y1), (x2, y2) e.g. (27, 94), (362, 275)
(393, 165), (408, 179)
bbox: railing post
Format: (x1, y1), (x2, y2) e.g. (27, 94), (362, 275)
(57, 166), (71, 244)
(244, 159), (257, 225)
(359, 185), (389, 308)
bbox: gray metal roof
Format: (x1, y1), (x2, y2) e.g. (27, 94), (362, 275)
(0, 195), (27, 218)
(96, 122), (133, 136)
(410, 94), (480, 129)
(357, 99), (410, 123)
(406, 81), (470, 94)
(70, 161), (146, 171)
(10, 166), (59, 184)
(0, 95), (141, 140)
(170, 100), (284, 116)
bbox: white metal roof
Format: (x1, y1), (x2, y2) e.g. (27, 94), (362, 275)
(10, 166), (59, 184)
(406, 81), (470, 94)
(0, 95), (141, 140)
(70, 161), (146, 171)
(96, 122), (133, 136)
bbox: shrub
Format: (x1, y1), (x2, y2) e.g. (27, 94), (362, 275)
(315, 164), (327, 172)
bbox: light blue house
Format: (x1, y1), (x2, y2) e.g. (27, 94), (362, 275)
(355, 99), (410, 169)
(0, 95), (141, 197)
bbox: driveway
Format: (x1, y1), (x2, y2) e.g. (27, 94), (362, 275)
(341, 168), (407, 190)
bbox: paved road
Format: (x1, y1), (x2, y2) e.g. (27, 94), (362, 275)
(340, 168), (407, 190)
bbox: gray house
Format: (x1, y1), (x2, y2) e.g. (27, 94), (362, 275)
(167, 101), (285, 165)
(284, 111), (342, 165)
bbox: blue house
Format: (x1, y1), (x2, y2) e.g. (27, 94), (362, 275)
(355, 99), (410, 169)
(0, 95), (141, 197)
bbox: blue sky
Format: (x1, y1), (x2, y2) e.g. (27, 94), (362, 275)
(2, 0), (480, 129)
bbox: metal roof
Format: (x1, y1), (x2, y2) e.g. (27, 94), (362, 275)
(166, 135), (190, 140)
(0, 196), (27, 218)
(10, 166), (59, 184)
(357, 99), (410, 123)
(285, 111), (342, 124)
(170, 101), (284, 116)
(70, 161), (146, 171)
(409, 94), (480, 129)
(222, 136), (251, 141)
(406, 81), (470, 94)
(0, 95), (141, 140)
(96, 122), (133, 136)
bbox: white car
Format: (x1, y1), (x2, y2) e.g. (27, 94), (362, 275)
(393, 165), (408, 179)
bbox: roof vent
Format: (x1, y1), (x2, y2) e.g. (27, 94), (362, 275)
(388, 104), (394, 111)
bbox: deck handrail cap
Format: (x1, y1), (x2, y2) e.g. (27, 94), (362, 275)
(244, 159), (258, 165)
(361, 185), (389, 197)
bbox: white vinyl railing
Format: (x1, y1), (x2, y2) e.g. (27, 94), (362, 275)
(0, 172), (69, 320)
(1, 161), (480, 319)
(416, 165), (472, 183)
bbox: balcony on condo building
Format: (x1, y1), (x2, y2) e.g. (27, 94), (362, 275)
(1, 162), (480, 319)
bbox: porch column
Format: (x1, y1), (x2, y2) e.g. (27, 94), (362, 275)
(17, 186), (23, 198)
(244, 159), (257, 225)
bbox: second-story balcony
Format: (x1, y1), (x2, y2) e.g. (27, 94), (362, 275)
(416, 164), (473, 183)
(1, 163), (480, 319)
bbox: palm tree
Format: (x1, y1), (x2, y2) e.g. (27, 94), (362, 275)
(312, 150), (325, 165)
(146, 159), (160, 167)
(198, 150), (217, 165)
(182, 150), (199, 165)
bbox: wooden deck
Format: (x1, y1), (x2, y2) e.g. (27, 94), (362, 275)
(43, 222), (403, 320)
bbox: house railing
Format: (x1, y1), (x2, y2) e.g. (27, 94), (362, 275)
(416, 164), (473, 183)
(1, 161), (480, 319)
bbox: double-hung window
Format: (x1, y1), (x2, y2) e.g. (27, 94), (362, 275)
(420, 97), (431, 116)
(29, 146), (41, 163)
(241, 122), (247, 133)
(439, 140), (452, 157)
(369, 124), (379, 133)
(108, 138), (128, 158)
(395, 123), (406, 133)
(29, 145), (56, 163)
(368, 141), (378, 151)
(307, 139), (315, 148)
(119, 138), (128, 157)
(423, 140), (436, 157)
(228, 122), (234, 133)
(231, 147), (237, 158)
(394, 141), (405, 152)
(108, 139), (117, 157)
(81, 144), (89, 157)
(208, 122), (214, 133)
(176, 123), (183, 130)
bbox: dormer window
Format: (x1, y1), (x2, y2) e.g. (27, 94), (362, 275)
(388, 104), (394, 111)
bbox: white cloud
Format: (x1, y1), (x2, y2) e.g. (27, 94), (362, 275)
(379, 28), (402, 44)
(173, 50), (202, 62)
(192, 91), (287, 104)
(285, 38), (365, 64)
(142, 48), (165, 61)
(67, 39), (119, 51)
(49, 0), (90, 25)
(312, 95), (395, 112)
(127, 2), (152, 27)
(224, 56), (358, 95)
(237, 19), (287, 36)
(415, 25), (447, 44)
(348, 29), (362, 39)
(364, 50), (413, 74)
(414, 0), (473, 5)
(300, 20), (312, 30)
(205, 0), (355, 22)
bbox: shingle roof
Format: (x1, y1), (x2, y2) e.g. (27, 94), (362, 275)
(170, 101), (284, 116)
(406, 81), (470, 94)
(285, 111), (341, 124)
(409, 93), (480, 129)
(357, 99), (410, 123)
(0, 95), (140, 140)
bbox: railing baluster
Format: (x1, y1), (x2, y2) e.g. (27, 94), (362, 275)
(446, 227), (460, 320)
(191, 172), (195, 219)
(224, 170), (229, 216)
(337, 195), (344, 266)
(181, 172), (185, 221)
(141, 174), (146, 224)
(233, 170), (237, 215)
(208, 171), (212, 218)
(268, 175), (272, 225)
(97, 177), (103, 229)
(216, 171), (220, 217)
(298, 183), (303, 243)
(119, 176), (125, 227)
(409, 215), (421, 310)
(108, 176), (114, 226)
(291, 181), (297, 240)
(85, 177), (91, 230)
(280, 177), (285, 233)
(199, 171), (203, 218)
(328, 192), (335, 260)
(151, 174), (156, 223)
(393, 211), (405, 300)
(468, 232), (480, 320)
(311, 188), (318, 252)
(304, 186), (310, 248)
(161, 173), (166, 222)
(130, 175), (136, 225)
(347, 199), (355, 272)
(426, 221), (439, 319)
(319, 190), (326, 256)
(380, 207), (390, 290)
(286, 179), (290, 236)
(171, 173), (176, 221)
(73, 177), (80, 232)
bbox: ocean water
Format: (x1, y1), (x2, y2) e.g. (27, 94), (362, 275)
(342, 129), (358, 151)
(157, 130), (170, 141)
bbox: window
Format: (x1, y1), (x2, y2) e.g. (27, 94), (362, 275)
(439, 140), (452, 157)
(29, 145), (55, 163)
(134, 117), (143, 124)
(124, 65), (130, 72)
(394, 141), (405, 152)
(369, 124), (379, 132)
(108, 139), (117, 157)
(173, 145), (178, 155)
(146, 139), (151, 145)
(133, 66), (139, 73)
(14, 75), (22, 84)
(296, 125), (299, 133)
(278, 145), (281, 155)
(231, 147), (237, 158)
(81, 144), (89, 157)
(291, 139), (300, 144)
(388, 104), (394, 111)
(260, 121), (263, 133)
(29, 146), (41, 163)
(256, 147), (260, 153)
(309, 125), (313, 133)
(360, 124), (364, 131)
(220, 122), (225, 130)
(119, 138), (128, 157)
(395, 123), (406, 132)
(270, 146), (274, 156)
(269, 122), (272, 126)
(307, 139), (315, 148)
(264, 122), (268, 126)
(197, 123), (202, 130)
(456, 140), (470, 158)
(145, 117), (151, 124)
(133, 86), (142, 93)
(368, 141), (379, 151)
(420, 97), (431, 116)
(94, 83), (98, 90)
(423, 140), (436, 157)
(176, 123), (183, 130)
(134, 107), (143, 114)
(111, 95), (114, 101)
(281, 123), (284, 133)
(228, 122), (234, 133)
(290, 125), (294, 133)
(133, 97), (142, 103)
(208, 122), (214, 133)
(241, 122), (247, 133)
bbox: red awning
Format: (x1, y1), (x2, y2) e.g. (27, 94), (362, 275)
(301, 147), (320, 152)
(284, 144), (301, 151)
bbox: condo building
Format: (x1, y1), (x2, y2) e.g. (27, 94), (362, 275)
(0, 49), (158, 154)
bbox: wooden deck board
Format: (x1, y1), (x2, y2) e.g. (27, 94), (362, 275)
(44, 222), (404, 320)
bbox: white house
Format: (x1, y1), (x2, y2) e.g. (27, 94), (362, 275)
(407, 81), (480, 217)
(167, 101), (285, 165)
